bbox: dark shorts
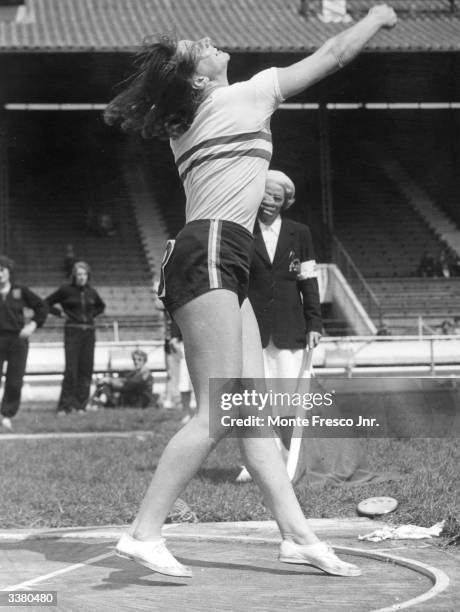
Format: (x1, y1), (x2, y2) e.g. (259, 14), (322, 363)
(158, 219), (254, 316)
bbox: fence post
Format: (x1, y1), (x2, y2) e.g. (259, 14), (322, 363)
(429, 338), (435, 375)
(418, 316), (423, 338)
(113, 320), (120, 343)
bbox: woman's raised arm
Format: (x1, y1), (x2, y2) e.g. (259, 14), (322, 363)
(277, 4), (397, 100)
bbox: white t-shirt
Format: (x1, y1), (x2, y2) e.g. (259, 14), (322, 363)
(170, 68), (284, 232)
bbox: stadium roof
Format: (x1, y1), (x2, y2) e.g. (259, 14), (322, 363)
(1, 0), (460, 53)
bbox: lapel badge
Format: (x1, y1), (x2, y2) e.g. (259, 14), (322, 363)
(289, 257), (301, 274)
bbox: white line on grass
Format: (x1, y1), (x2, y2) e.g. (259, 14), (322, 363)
(0, 431), (154, 441)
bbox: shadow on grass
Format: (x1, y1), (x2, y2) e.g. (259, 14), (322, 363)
(133, 466), (241, 483)
(196, 467), (243, 483)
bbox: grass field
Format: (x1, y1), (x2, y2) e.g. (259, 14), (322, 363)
(0, 406), (459, 540)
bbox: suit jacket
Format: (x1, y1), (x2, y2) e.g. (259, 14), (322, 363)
(248, 217), (322, 349)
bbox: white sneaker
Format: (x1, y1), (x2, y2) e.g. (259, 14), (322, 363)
(1, 417), (12, 430)
(279, 540), (362, 577)
(116, 533), (192, 577)
(235, 466), (252, 483)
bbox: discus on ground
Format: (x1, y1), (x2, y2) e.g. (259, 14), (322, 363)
(357, 496), (398, 517)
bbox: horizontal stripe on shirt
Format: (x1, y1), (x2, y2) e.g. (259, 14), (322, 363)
(176, 130), (272, 168)
(180, 148), (272, 183)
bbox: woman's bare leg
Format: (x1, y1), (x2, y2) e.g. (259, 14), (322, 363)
(237, 299), (319, 545)
(131, 290), (243, 541)
(125, 291), (359, 576)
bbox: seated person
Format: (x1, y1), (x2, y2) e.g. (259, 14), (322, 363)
(96, 211), (116, 237)
(417, 251), (435, 277)
(453, 316), (460, 335)
(92, 350), (155, 408)
(438, 319), (454, 335)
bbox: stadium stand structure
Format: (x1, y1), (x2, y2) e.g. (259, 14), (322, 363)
(121, 139), (171, 277)
(380, 158), (460, 253)
(1, 2), (459, 341)
(8, 113), (162, 342)
(368, 278), (460, 333)
(356, 137), (460, 256)
(332, 143), (460, 334)
(1, 0), (459, 53)
(136, 139), (186, 240)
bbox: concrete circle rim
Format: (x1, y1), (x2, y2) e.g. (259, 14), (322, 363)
(0, 529), (450, 611)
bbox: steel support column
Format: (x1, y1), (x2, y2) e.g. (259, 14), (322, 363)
(319, 104), (334, 259)
(0, 113), (9, 255)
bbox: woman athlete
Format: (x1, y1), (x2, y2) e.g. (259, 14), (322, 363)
(105, 4), (397, 579)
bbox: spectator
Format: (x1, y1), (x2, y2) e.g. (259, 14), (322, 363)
(96, 210), (116, 237)
(164, 316), (195, 422)
(448, 249), (460, 277)
(0, 255), (47, 429)
(91, 349), (155, 408)
(84, 206), (97, 234)
(435, 248), (451, 278)
(45, 261), (105, 415)
(376, 320), (392, 336)
(162, 311), (181, 409)
(452, 316), (460, 335)
(63, 243), (76, 279)
(417, 251), (435, 277)
(438, 319), (454, 335)
(170, 322), (196, 425)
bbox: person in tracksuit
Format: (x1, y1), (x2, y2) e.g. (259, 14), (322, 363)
(0, 255), (47, 429)
(45, 261), (105, 414)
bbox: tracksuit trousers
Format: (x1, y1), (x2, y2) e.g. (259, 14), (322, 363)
(58, 326), (95, 413)
(0, 333), (29, 418)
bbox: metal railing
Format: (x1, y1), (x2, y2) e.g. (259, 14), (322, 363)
(331, 236), (383, 323)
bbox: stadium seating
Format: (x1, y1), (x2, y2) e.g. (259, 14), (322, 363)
(8, 112), (162, 342)
(369, 278), (460, 334)
(332, 141), (460, 334)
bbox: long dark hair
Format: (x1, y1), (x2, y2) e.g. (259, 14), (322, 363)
(104, 35), (203, 140)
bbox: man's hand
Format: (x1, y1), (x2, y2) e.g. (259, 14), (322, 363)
(19, 321), (37, 339)
(307, 331), (321, 350)
(369, 4), (397, 28)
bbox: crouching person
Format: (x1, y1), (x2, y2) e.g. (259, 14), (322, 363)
(92, 349), (155, 408)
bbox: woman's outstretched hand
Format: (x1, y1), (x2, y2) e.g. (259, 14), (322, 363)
(368, 4), (398, 28)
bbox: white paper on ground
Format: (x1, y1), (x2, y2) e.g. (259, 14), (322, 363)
(358, 521), (445, 542)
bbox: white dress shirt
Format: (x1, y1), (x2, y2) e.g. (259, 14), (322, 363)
(258, 216), (282, 263)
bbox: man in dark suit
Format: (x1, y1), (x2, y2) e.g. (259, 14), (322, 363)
(237, 170), (322, 481)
